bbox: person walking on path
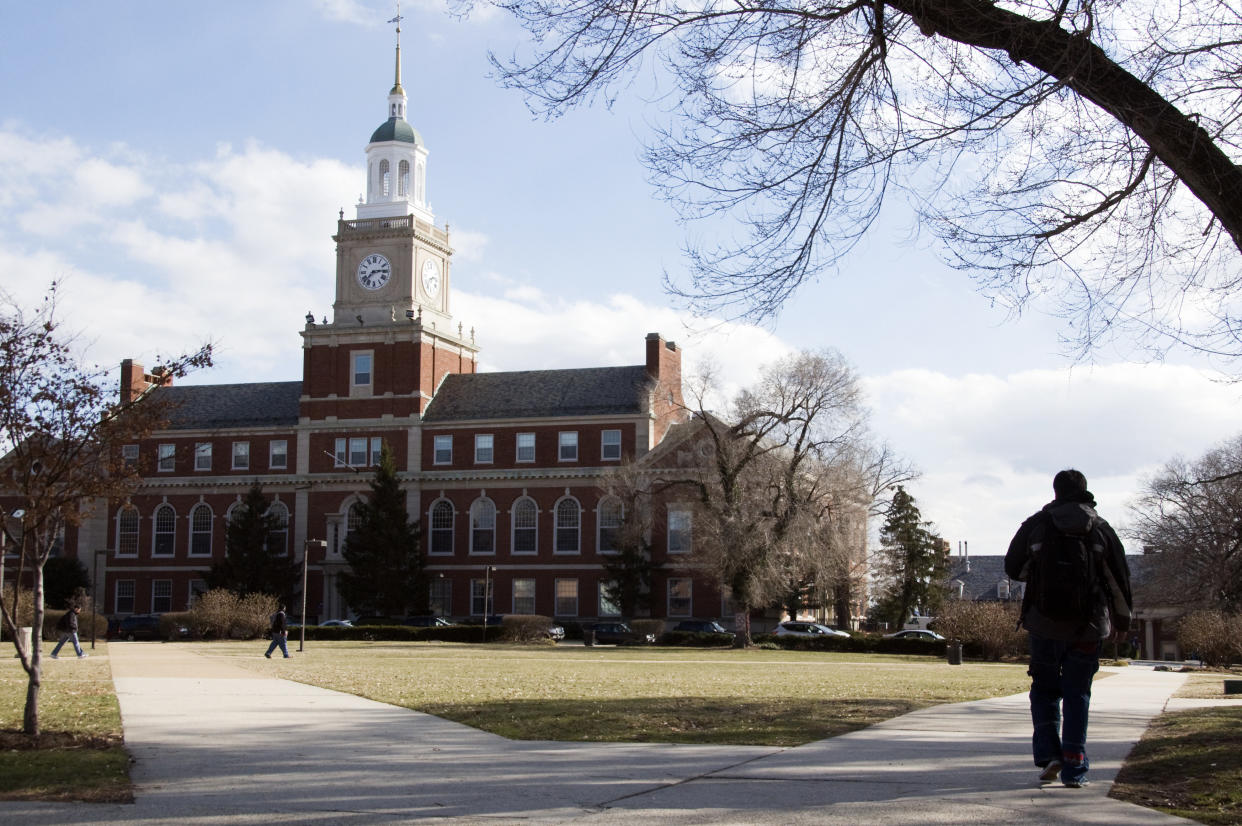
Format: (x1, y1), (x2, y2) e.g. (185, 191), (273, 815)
(50, 605), (87, 659)
(264, 604), (290, 659)
(1005, 469), (1132, 789)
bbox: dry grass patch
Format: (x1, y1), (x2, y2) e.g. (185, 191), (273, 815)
(204, 641), (1031, 746)
(0, 643), (132, 802)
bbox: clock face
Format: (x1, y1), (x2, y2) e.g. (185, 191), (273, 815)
(421, 258), (441, 297)
(356, 253), (391, 291)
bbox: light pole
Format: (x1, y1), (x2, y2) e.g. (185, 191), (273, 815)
(91, 549), (107, 649)
(300, 539), (326, 653)
(482, 565), (495, 643)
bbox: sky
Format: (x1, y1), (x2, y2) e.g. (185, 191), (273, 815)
(1, 1), (1239, 557)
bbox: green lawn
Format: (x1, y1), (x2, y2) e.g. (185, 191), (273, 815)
(0, 642), (132, 802)
(213, 641), (1032, 746)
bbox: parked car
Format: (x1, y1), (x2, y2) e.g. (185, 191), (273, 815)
(774, 621), (850, 638)
(673, 619), (731, 635)
(403, 616), (453, 627)
(319, 619), (354, 627)
(353, 615), (448, 626)
(114, 613), (175, 641)
(589, 621), (656, 645)
(884, 629), (945, 641)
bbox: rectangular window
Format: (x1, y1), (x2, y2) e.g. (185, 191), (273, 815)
(232, 441), (250, 470)
(474, 434), (494, 464)
(429, 578), (451, 616)
(352, 352), (372, 386)
(188, 579), (208, 608)
(158, 443), (175, 472)
(115, 580), (135, 614)
(668, 578), (693, 617)
(269, 440), (287, 469)
(601, 429), (622, 461)
(513, 578), (536, 615)
(599, 581), (622, 617)
(152, 580), (173, 613)
(558, 431), (578, 462)
(433, 435), (452, 465)
(471, 578), (494, 616)
(370, 437), (382, 466)
(195, 442), (212, 471)
(516, 432), (535, 463)
(668, 509), (692, 554)
(334, 437), (347, 467)
(122, 444), (139, 469)
(554, 578), (579, 617)
(349, 437), (368, 468)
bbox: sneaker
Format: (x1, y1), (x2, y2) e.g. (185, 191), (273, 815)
(1039, 761), (1062, 783)
(1063, 777), (1090, 788)
(49, 654), (59, 660)
(77, 653), (88, 659)
(264, 653), (271, 659)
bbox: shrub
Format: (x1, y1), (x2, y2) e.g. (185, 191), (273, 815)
(660, 630), (738, 647)
(935, 601), (1026, 661)
(159, 612), (193, 641)
(630, 619), (666, 639)
(188, 589), (279, 640)
(1177, 610), (1242, 667)
(500, 614), (558, 643)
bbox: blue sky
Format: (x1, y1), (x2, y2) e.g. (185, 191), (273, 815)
(2, 0), (1239, 555)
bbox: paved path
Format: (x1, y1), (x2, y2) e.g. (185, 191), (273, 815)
(1, 644), (1204, 825)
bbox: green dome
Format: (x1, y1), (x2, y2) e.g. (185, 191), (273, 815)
(369, 118), (422, 145)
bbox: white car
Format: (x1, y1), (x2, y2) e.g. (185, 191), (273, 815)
(774, 621), (850, 638)
(884, 629), (945, 641)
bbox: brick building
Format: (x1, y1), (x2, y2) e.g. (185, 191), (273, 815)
(70, 31), (724, 624)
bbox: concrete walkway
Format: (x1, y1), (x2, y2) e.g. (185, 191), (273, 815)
(0, 644), (1204, 825)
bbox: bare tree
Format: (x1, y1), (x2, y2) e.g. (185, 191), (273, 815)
(466, 1), (1242, 368)
(1128, 433), (1242, 611)
(599, 459), (663, 617)
(663, 350), (913, 644)
(0, 284), (211, 735)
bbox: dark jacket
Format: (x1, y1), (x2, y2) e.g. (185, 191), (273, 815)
(57, 609), (79, 634)
(270, 610), (287, 634)
(1005, 496), (1132, 641)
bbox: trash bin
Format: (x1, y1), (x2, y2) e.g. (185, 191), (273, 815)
(1225, 679), (1242, 695)
(584, 628), (595, 647)
(946, 641), (963, 666)
(18, 627), (32, 659)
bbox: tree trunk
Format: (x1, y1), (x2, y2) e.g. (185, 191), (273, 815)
(892, 0), (1242, 252)
(24, 564), (45, 736)
(733, 609), (752, 647)
(833, 581), (853, 630)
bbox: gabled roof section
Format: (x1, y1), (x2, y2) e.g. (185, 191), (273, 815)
(158, 382), (303, 430)
(422, 366), (653, 422)
(946, 555), (1022, 602)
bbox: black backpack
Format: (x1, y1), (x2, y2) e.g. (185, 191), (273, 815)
(1028, 514), (1105, 624)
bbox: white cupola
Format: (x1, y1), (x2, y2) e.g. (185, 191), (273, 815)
(357, 11), (432, 223)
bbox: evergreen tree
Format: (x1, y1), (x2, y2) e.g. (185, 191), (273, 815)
(873, 486), (948, 628)
(337, 443), (423, 617)
(207, 482), (297, 601)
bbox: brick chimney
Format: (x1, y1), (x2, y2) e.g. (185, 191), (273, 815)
(645, 333), (686, 440)
(120, 359), (172, 402)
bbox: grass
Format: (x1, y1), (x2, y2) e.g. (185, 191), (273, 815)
(0, 641), (132, 802)
(1110, 705), (1242, 825)
(209, 641), (1033, 746)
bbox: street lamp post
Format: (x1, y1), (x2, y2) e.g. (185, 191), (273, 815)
(482, 565), (495, 643)
(300, 539), (326, 653)
(91, 549), (107, 650)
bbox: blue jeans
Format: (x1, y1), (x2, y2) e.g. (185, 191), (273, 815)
(265, 632), (289, 658)
(1028, 633), (1100, 783)
(51, 632), (84, 658)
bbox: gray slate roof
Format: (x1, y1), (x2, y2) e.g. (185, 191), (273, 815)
(422, 366), (653, 422)
(159, 382), (302, 430)
(946, 555), (1022, 602)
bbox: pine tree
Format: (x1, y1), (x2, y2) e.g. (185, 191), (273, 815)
(206, 482), (297, 601)
(873, 486), (948, 628)
(337, 443), (423, 617)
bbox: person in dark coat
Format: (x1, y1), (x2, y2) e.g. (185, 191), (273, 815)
(264, 604), (290, 659)
(1005, 469), (1131, 788)
(50, 605), (87, 659)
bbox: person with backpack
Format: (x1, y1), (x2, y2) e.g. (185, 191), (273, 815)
(1005, 469), (1132, 789)
(50, 604), (87, 659)
(264, 604), (290, 659)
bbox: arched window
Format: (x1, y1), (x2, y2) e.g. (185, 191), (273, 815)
(379, 159), (390, 197)
(189, 504), (213, 557)
(153, 504), (176, 557)
(555, 498), (580, 554)
(512, 498), (537, 554)
(470, 498), (495, 554)
(398, 160), (409, 196)
(117, 506), (139, 557)
(430, 500), (454, 555)
(597, 497), (623, 554)
(267, 501), (289, 556)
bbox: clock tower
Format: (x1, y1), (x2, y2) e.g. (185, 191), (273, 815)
(300, 15), (477, 423)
